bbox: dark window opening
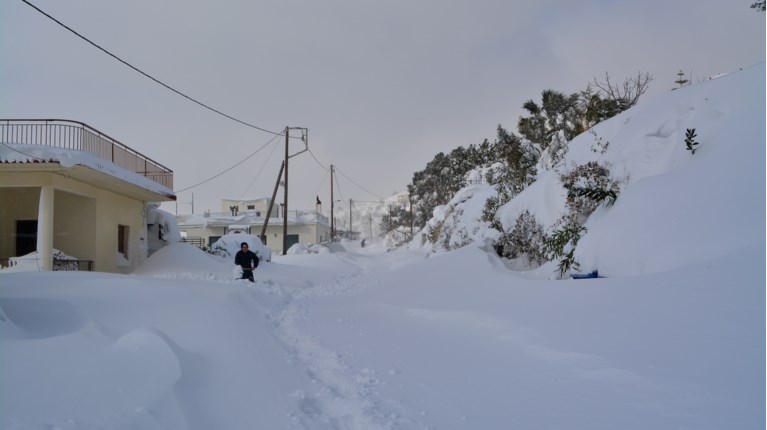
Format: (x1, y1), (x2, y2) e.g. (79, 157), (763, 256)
(118, 225), (129, 258)
(16, 220), (37, 256)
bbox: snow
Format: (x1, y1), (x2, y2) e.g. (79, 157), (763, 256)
(208, 233), (273, 263)
(0, 64), (764, 429)
(0, 143), (175, 198)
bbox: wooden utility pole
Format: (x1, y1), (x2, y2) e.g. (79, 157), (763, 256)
(283, 127), (289, 255)
(330, 164), (335, 242)
(260, 160), (285, 244)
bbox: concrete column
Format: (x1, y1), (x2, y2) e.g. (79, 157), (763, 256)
(36, 185), (54, 271)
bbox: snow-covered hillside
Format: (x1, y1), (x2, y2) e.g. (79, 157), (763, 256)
(0, 64), (764, 429)
(416, 63), (765, 277)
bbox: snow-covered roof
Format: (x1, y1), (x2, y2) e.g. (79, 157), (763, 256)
(0, 143), (175, 200)
(177, 209), (329, 227)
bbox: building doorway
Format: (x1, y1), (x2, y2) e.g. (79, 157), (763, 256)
(286, 234), (299, 250)
(16, 220), (37, 256)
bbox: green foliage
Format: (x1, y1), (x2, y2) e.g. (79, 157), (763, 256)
(380, 205), (412, 237)
(517, 90), (582, 149)
(675, 70), (690, 88)
(685, 128), (699, 154)
(543, 217), (587, 277)
(560, 161), (620, 221)
(569, 186), (618, 207)
(581, 93), (624, 129)
(480, 126), (539, 233)
(494, 210), (547, 267)
(408, 140), (499, 230)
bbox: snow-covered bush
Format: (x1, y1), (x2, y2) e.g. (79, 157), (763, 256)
(543, 215), (587, 278)
(421, 185), (496, 253)
(494, 210), (548, 269)
(559, 161), (620, 222)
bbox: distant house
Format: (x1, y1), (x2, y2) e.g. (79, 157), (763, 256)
(0, 119), (176, 273)
(177, 197), (331, 254)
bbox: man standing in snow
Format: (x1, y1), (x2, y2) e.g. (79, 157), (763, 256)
(234, 242), (259, 282)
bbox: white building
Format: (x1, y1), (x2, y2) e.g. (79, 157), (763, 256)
(0, 119), (176, 273)
(176, 198), (330, 254)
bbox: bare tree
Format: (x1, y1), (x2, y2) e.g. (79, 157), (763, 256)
(587, 71), (654, 109)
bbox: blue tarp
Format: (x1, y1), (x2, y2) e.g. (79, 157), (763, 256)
(570, 270), (601, 279)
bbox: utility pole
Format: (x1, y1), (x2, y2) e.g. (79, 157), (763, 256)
(283, 127), (289, 255)
(349, 198), (352, 238)
(330, 164), (335, 242)
(281, 127), (309, 255)
(260, 161), (285, 244)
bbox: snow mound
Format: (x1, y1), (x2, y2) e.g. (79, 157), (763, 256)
(210, 233), (272, 262)
(287, 243), (330, 255)
(133, 242), (231, 277)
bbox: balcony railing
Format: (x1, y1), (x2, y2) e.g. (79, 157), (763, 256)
(0, 119), (173, 189)
(0, 258), (94, 272)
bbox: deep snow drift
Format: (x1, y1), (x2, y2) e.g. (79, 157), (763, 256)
(0, 64), (764, 429)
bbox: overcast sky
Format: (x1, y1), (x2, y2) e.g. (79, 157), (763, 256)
(2, 0), (764, 215)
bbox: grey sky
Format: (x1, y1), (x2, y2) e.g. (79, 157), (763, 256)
(2, 0), (764, 214)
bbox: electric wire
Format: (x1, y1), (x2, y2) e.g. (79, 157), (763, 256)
(313, 170), (328, 199)
(175, 134), (280, 193)
(20, 0), (289, 137)
(334, 166), (385, 200)
(238, 138), (280, 199)
(0, 141), (49, 161)
(307, 148), (331, 172)
(19, 0), (392, 206)
(307, 147), (384, 201)
(334, 173), (346, 204)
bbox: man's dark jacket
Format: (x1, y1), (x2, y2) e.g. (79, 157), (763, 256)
(235, 250), (259, 269)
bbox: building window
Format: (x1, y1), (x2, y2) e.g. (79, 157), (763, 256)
(247, 205), (255, 210)
(118, 225), (129, 258)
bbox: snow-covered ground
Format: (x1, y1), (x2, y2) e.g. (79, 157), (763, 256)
(1, 240), (763, 429)
(1, 64), (764, 429)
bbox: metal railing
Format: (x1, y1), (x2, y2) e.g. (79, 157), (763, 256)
(0, 119), (173, 189)
(0, 258), (94, 271)
(181, 237), (207, 249)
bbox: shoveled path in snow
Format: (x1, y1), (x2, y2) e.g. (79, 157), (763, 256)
(253, 250), (415, 429)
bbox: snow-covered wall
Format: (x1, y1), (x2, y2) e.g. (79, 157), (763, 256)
(146, 205), (181, 256)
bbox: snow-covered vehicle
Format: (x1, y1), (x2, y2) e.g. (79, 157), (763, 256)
(209, 233), (272, 262)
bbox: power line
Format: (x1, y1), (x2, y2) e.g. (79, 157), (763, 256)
(313, 170), (328, 198)
(335, 166), (385, 200)
(307, 148), (384, 200)
(176, 134), (280, 193)
(20, 0), (288, 137)
(0, 141), (48, 161)
(307, 148), (331, 172)
(334, 173), (346, 204)
(239, 138), (280, 199)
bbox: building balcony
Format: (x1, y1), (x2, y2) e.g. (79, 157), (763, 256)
(1, 119), (173, 190)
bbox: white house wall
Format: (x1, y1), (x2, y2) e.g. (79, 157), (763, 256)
(179, 221), (331, 255)
(0, 171), (152, 273)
